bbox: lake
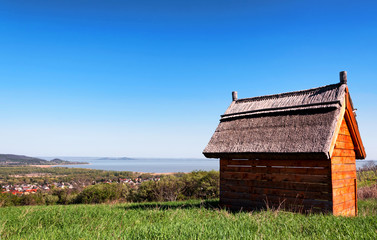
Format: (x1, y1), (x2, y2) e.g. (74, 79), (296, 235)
(43, 157), (219, 173)
(41, 157), (376, 173)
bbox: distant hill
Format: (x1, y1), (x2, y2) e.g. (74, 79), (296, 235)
(0, 154), (88, 166)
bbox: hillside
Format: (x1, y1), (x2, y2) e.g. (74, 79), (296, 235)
(1, 199), (377, 239)
(0, 154), (87, 166)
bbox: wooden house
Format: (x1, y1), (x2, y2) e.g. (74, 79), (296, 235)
(203, 71), (366, 216)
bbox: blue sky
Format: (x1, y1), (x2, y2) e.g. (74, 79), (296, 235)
(0, 1), (376, 158)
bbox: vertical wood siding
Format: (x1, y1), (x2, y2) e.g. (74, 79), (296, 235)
(331, 118), (357, 216)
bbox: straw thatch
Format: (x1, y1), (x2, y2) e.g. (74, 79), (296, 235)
(203, 83), (347, 159)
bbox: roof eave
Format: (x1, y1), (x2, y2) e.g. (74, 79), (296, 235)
(344, 88), (366, 159)
(202, 152), (329, 160)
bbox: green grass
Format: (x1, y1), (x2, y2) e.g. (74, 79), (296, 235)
(358, 170), (377, 188)
(1, 199), (377, 239)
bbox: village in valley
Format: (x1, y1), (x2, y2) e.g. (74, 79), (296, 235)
(1, 177), (161, 196)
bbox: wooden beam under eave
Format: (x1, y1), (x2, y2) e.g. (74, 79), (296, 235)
(344, 91), (366, 159)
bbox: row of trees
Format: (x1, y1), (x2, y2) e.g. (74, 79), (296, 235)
(0, 171), (219, 207)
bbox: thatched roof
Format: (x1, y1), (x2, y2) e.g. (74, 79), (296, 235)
(203, 79), (365, 160)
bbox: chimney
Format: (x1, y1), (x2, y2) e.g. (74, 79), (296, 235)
(232, 91), (238, 101)
(340, 71), (347, 84)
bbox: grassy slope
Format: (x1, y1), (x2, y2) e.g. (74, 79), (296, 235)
(1, 200), (377, 240)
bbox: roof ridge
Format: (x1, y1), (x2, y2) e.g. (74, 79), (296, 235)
(221, 100), (341, 119)
(236, 83), (342, 103)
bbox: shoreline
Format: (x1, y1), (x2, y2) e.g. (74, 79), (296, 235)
(30, 163), (91, 168)
(30, 165), (55, 168)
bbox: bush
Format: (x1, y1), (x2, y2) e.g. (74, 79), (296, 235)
(134, 175), (186, 202)
(0, 193), (20, 207)
(19, 192), (46, 206)
(52, 189), (78, 205)
(0, 192), (49, 206)
(181, 170), (219, 199)
(75, 183), (131, 204)
(134, 171), (219, 202)
(133, 175), (184, 202)
(134, 181), (157, 202)
(358, 184), (377, 200)
(357, 162), (377, 187)
(154, 175), (184, 201)
(44, 194), (59, 205)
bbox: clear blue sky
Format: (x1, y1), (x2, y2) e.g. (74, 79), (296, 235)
(0, 1), (376, 158)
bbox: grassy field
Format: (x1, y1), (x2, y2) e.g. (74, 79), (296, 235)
(1, 199), (377, 240)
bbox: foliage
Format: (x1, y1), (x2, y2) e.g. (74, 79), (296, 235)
(1, 170), (219, 206)
(0, 193), (20, 207)
(52, 189), (79, 205)
(75, 183), (132, 204)
(0, 192), (46, 207)
(134, 180), (159, 202)
(181, 170), (219, 199)
(135, 175), (183, 202)
(357, 162), (377, 188)
(1, 199), (377, 239)
(357, 162), (377, 201)
(133, 171), (219, 202)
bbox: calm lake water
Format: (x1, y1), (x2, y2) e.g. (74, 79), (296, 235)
(43, 157), (219, 173)
(41, 157), (376, 173)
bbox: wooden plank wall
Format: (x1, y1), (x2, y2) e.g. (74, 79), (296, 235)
(220, 158), (332, 213)
(331, 118), (357, 216)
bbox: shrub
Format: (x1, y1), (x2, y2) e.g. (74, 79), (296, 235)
(154, 175), (184, 201)
(181, 170), (219, 199)
(75, 183), (131, 204)
(357, 162), (377, 188)
(134, 175), (184, 202)
(44, 194), (59, 205)
(134, 171), (219, 202)
(134, 181), (157, 202)
(358, 184), (377, 200)
(19, 192), (45, 206)
(52, 189), (78, 205)
(0, 193), (20, 207)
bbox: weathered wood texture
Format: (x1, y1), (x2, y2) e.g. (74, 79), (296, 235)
(220, 157), (332, 213)
(331, 118), (357, 216)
